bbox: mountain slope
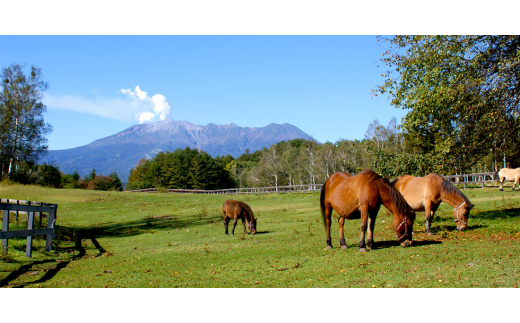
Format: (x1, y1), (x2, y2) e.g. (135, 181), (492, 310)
(42, 119), (315, 181)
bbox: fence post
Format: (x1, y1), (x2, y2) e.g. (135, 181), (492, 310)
(38, 202), (43, 228)
(26, 210), (34, 258)
(46, 205), (57, 252)
(2, 209), (8, 252)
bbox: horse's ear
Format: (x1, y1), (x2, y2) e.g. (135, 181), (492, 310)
(470, 203), (475, 209)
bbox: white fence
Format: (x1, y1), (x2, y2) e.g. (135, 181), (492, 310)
(127, 172), (499, 195)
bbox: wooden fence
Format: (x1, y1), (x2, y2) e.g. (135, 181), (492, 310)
(127, 171), (500, 195)
(0, 199), (58, 258)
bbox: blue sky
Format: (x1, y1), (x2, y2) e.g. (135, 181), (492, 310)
(1, 35), (409, 150)
(1, 3), (515, 152)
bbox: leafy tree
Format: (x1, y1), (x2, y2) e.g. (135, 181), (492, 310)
(109, 171), (123, 191)
(0, 64), (52, 179)
(126, 147), (234, 190)
(374, 35), (520, 174)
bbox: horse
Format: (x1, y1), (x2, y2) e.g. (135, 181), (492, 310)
(391, 173), (475, 233)
(320, 170), (416, 252)
(496, 167), (520, 191)
(222, 199), (257, 236)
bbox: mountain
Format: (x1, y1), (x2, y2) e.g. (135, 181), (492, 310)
(42, 119), (316, 181)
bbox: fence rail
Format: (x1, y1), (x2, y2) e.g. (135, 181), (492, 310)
(127, 171), (500, 195)
(1, 199), (58, 258)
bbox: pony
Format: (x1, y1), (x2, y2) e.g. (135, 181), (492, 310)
(496, 167), (520, 191)
(222, 199), (257, 236)
(320, 170), (415, 252)
(391, 173), (474, 233)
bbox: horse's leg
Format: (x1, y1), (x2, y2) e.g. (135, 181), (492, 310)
(514, 176), (518, 191)
(338, 216), (347, 249)
(224, 216), (230, 236)
(367, 207), (379, 250)
(358, 206), (369, 252)
(231, 216), (239, 236)
(425, 199), (433, 235)
(241, 217), (248, 234)
(325, 205), (333, 249)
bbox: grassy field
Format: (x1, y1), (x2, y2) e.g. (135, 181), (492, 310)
(0, 182), (519, 288)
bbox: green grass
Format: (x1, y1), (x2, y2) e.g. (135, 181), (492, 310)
(1, 182), (519, 288)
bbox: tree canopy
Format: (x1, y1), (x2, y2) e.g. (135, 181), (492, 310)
(0, 63), (52, 179)
(373, 35), (520, 174)
(126, 147), (235, 190)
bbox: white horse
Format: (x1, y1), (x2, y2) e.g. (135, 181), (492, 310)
(497, 167), (520, 191)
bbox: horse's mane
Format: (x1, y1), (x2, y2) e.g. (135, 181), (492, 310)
(239, 201), (255, 220)
(360, 170), (413, 216)
(386, 179), (415, 216)
(441, 179), (470, 204)
(359, 169), (382, 183)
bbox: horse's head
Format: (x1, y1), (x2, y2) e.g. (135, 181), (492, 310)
(453, 202), (474, 231)
(248, 218), (257, 235)
(394, 209), (415, 247)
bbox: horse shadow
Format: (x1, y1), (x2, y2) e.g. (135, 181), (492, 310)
(371, 239), (442, 250)
(471, 207), (520, 220)
(250, 231), (272, 235)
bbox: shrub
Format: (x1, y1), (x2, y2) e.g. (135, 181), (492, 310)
(86, 175), (121, 191)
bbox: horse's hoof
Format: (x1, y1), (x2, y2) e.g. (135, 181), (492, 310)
(341, 245), (347, 249)
(326, 245), (332, 249)
(359, 248), (367, 253)
(427, 232), (433, 236)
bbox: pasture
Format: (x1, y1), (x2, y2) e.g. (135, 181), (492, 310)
(1, 183), (519, 288)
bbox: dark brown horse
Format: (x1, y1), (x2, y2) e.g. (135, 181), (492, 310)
(391, 173), (474, 233)
(222, 199), (257, 236)
(320, 170), (416, 252)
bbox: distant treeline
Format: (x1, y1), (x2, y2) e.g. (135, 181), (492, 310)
(126, 117), (520, 191)
(3, 161), (124, 191)
(125, 138), (371, 191)
(126, 147), (235, 191)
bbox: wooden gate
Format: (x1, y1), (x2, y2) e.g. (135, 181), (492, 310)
(1, 199), (58, 258)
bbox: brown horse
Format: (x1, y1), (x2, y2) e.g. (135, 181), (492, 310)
(391, 173), (475, 233)
(222, 199), (257, 236)
(320, 170), (416, 252)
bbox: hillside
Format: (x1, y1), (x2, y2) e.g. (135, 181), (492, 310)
(41, 119), (315, 180)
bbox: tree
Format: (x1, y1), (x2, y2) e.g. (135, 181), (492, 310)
(374, 36), (520, 174)
(109, 171), (123, 191)
(0, 64), (52, 179)
(87, 168), (97, 181)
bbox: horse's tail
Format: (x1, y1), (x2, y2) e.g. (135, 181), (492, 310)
(320, 182), (328, 231)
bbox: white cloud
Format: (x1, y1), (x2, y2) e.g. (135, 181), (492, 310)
(137, 111), (155, 123)
(44, 86), (172, 124)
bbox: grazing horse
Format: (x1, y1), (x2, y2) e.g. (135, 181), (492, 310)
(222, 199), (257, 236)
(391, 173), (474, 233)
(497, 167), (520, 191)
(320, 170), (416, 252)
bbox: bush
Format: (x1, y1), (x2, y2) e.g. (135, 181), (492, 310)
(86, 175), (120, 191)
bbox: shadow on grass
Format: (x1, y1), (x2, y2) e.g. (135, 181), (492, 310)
(471, 207), (520, 220)
(373, 239), (442, 250)
(250, 231), (272, 235)
(1, 212), (222, 288)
